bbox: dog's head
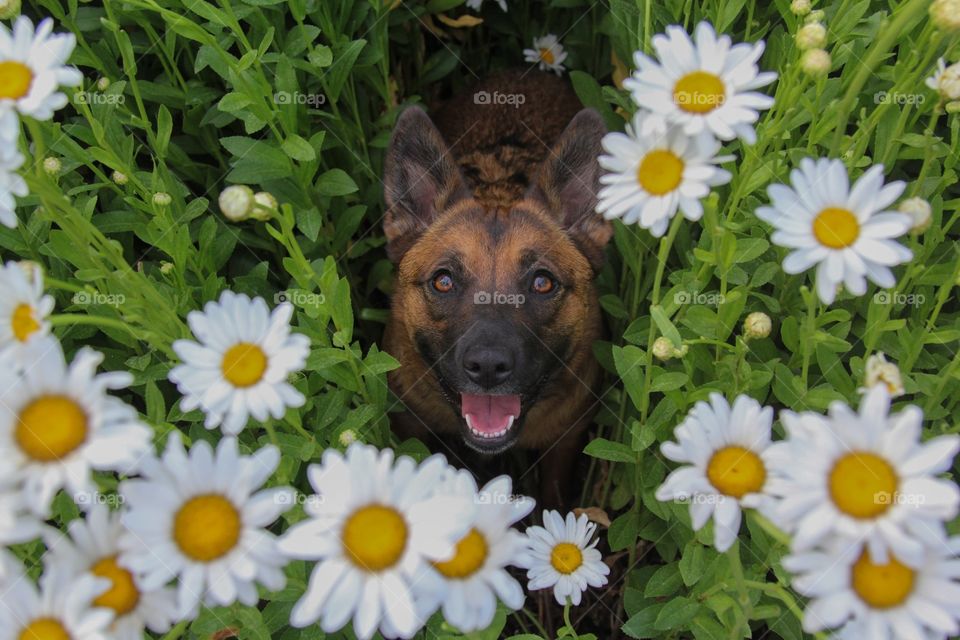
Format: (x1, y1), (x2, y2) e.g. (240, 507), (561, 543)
(384, 107), (611, 453)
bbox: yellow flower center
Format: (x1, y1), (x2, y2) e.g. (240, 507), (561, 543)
(342, 504), (408, 572)
(173, 494), (242, 562)
(673, 71), (726, 114)
(221, 342), (267, 387)
(433, 528), (488, 579)
(539, 48), (556, 65)
(829, 452), (898, 519)
(11, 304), (40, 342)
(550, 542), (583, 575)
(851, 550), (915, 609)
(637, 149), (685, 196)
(0, 61), (34, 101)
(813, 207), (860, 249)
(91, 555), (140, 616)
(706, 446), (766, 498)
(18, 619), (69, 640)
(15, 395), (88, 462)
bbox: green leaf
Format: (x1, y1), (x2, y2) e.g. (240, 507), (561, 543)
(282, 134), (317, 162)
(316, 169), (358, 196)
(584, 438), (635, 462)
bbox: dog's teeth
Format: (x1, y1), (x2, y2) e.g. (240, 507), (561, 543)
(506, 416), (515, 430)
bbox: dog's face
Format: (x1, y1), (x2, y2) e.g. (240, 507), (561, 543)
(384, 108), (611, 453)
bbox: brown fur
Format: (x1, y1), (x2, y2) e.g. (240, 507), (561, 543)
(382, 71), (611, 507)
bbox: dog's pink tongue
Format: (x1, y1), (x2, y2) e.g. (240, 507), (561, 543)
(461, 394), (521, 434)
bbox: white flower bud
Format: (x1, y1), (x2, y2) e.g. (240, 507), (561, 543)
(111, 170), (128, 185)
(219, 185), (254, 222)
(152, 192), (172, 206)
(790, 0), (811, 16)
(805, 9), (825, 22)
(0, 0), (21, 20)
(339, 430), (358, 447)
(159, 261), (175, 275)
(652, 336), (674, 361)
(801, 49), (831, 76)
(97, 77), (111, 92)
(42, 157), (61, 176)
(930, 0), (960, 32)
(796, 22), (827, 50)
(862, 352), (904, 397)
(898, 197), (932, 234)
(250, 191), (278, 221)
(743, 312), (772, 339)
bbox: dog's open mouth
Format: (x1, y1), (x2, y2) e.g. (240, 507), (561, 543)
(461, 393), (521, 443)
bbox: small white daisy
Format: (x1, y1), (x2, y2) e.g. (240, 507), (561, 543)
(466, 0), (507, 10)
(0, 336), (152, 517)
(624, 21), (777, 144)
(0, 16), (83, 141)
(860, 352), (905, 397)
(0, 565), (114, 640)
(0, 478), (45, 545)
(277, 443), (476, 640)
(656, 393), (776, 552)
(766, 385), (960, 568)
(46, 503), (178, 639)
(756, 158), (913, 304)
(784, 536), (960, 639)
(119, 433), (293, 620)
(596, 110), (732, 237)
(525, 510), (609, 606)
(523, 34), (567, 76)
(0, 145), (27, 228)
(926, 58), (960, 101)
(414, 471), (534, 632)
(0, 260), (54, 362)
(169, 290), (310, 435)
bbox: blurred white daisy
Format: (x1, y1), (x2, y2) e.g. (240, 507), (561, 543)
(623, 21), (777, 143)
(656, 393), (776, 552)
(0, 16), (83, 140)
(169, 290), (310, 435)
(784, 537), (960, 639)
(47, 503), (178, 639)
(0, 336), (152, 517)
(0, 478), (45, 545)
(466, 0), (507, 10)
(0, 565), (114, 640)
(766, 386), (960, 568)
(119, 433), (293, 620)
(525, 510), (609, 606)
(0, 260), (54, 362)
(277, 443), (475, 640)
(755, 158), (913, 304)
(926, 58), (960, 101)
(596, 111), (732, 236)
(415, 471), (534, 632)
(523, 35), (567, 76)
(0, 145), (27, 228)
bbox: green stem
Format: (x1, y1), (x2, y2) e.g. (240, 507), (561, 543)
(563, 600), (580, 640)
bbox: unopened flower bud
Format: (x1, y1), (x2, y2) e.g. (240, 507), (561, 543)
(0, 0), (21, 20)
(743, 312), (772, 339)
(159, 261), (175, 275)
(152, 192), (172, 206)
(97, 77), (111, 92)
(339, 429), (358, 447)
(898, 197), (932, 234)
(790, 0), (811, 16)
(796, 22), (827, 50)
(219, 185), (254, 222)
(250, 191), (278, 221)
(930, 0), (960, 32)
(652, 336), (686, 361)
(111, 171), (128, 185)
(801, 48), (831, 76)
(862, 352), (904, 397)
(805, 9), (826, 22)
(42, 157), (61, 176)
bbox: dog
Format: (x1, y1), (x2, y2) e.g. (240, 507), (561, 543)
(382, 70), (611, 508)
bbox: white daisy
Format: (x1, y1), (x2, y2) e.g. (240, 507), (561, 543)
(655, 393), (776, 552)
(0, 260), (54, 362)
(925, 57), (960, 101)
(0, 16), (83, 141)
(766, 385), (960, 568)
(784, 536), (960, 639)
(466, 0), (507, 10)
(0, 145), (27, 228)
(277, 443), (476, 640)
(860, 352), (905, 397)
(755, 158), (913, 304)
(525, 510), (609, 606)
(414, 471), (534, 632)
(0, 565), (114, 640)
(523, 35), (567, 76)
(118, 433), (293, 620)
(596, 110), (732, 237)
(0, 336), (152, 517)
(623, 21), (777, 144)
(169, 290), (310, 435)
(46, 503), (178, 639)
(0, 477), (45, 545)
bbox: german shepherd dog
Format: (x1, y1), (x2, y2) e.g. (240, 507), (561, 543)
(382, 71), (611, 507)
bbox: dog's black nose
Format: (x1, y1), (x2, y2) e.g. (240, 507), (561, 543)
(462, 345), (514, 388)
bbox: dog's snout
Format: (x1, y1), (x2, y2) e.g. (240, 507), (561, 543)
(462, 345), (515, 388)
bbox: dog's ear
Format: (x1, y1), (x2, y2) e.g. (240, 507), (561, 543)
(527, 108), (612, 273)
(383, 107), (469, 263)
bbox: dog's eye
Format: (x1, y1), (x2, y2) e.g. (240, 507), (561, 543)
(431, 270), (455, 293)
(531, 272), (556, 295)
